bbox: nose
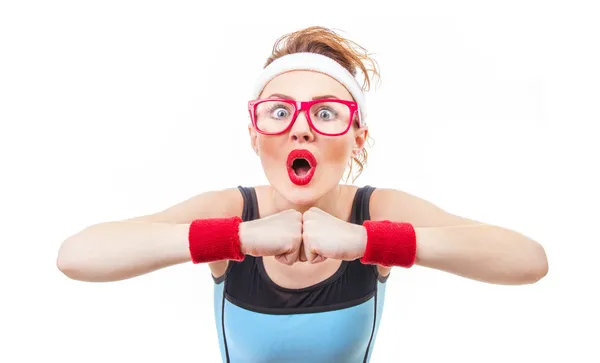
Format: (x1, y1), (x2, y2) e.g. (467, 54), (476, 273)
(289, 110), (315, 143)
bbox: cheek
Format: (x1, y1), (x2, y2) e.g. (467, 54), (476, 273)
(257, 136), (285, 164)
(321, 137), (353, 166)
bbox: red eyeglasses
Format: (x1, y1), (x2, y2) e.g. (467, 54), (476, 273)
(248, 98), (360, 136)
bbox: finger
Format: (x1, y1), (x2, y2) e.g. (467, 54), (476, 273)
(275, 253), (295, 266)
(309, 207), (326, 215)
(288, 247), (301, 264)
(303, 208), (322, 221)
(307, 247), (320, 264)
(293, 210), (303, 221)
(302, 210), (311, 222)
(301, 232), (312, 263)
(298, 243), (307, 262)
(311, 254), (327, 264)
(279, 246), (301, 265)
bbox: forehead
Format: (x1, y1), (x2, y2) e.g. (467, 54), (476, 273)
(259, 70), (353, 100)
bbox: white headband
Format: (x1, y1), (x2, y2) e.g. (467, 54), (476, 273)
(251, 52), (368, 124)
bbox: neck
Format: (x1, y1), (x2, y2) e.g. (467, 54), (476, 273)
(270, 184), (350, 220)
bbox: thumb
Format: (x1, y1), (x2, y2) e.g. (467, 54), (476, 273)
(309, 253), (327, 264)
(298, 241), (307, 262)
(276, 247), (300, 266)
(306, 244), (325, 264)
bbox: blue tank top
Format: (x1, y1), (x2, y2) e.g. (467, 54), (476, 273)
(212, 185), (389, 363)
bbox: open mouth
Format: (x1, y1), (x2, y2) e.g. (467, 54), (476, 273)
(286, 149), (317, 185)
(291, 158), (312, 177)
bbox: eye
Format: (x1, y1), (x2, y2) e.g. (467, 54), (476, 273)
(316, 108), (336, 120)
(273, 108), (288, 118)
(268, 103), (292, 119)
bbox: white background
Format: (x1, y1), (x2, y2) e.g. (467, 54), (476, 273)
(1, 1), (598, 362)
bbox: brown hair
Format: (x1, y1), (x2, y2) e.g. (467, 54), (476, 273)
(264, 26), (380, 182)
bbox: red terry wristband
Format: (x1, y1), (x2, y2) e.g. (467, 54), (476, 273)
(188, 217), (245, 264)
(360, 220), (417, 268)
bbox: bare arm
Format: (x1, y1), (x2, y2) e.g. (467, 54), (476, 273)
(56, 188), (243, 282)
(370, 188), (548, 285)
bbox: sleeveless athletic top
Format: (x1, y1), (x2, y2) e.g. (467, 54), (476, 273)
(212, 185), (389, 363)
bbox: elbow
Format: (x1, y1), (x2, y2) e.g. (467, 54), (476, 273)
(56, 238), (83, 280)
(517, 243), (549, 284)
(56, 257), (79, 281)
(56, 252), (102, 282)
(56, 260), (78, 280)
(56, 229), (133, 283)
(530, 253), (549, 283)
(56, 235), (96, 281)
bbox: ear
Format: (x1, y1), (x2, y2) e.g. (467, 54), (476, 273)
(352, 126), (368, 157)
(248, 123), (259, 155)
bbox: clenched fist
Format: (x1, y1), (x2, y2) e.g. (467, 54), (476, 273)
(238, 209), (303, 265)
(300, 207), (367, 264)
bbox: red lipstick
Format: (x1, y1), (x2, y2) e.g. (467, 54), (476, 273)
(287, 149), (317, 186)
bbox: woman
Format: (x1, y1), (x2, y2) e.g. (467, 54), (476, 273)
(57, 26), (548, 363)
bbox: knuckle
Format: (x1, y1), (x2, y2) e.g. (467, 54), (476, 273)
(302, 233), (311, 245)
(293, 235), (302, 245)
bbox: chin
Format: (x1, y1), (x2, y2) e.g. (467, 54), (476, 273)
(280, 185), (322, 206)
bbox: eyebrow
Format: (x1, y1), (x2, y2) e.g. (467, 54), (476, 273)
(267, 93), (340, 100)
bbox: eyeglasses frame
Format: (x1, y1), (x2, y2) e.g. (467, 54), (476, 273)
(247, 98), (362, 136)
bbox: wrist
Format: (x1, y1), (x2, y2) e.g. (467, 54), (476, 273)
(238, 221), (252, 255)
(354, 223), (368, 259)
(188, 217), (245, 263)
(360, 220), (417, 268)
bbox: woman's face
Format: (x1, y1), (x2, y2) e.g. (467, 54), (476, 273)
(249, 70), (368, 206)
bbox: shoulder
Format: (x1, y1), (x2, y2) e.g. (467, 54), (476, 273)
(369, 187), (480, 227)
